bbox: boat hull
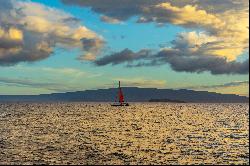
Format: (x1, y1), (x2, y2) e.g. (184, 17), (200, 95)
(111, 103), (129, 106)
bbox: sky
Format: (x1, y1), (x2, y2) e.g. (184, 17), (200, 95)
(0, 0), (249, 96)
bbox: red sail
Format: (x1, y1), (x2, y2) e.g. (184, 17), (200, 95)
(118, 81), (124, 103)
(119, 88), (124, 103)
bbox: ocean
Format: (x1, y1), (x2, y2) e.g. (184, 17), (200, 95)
(0, 103), (249, 165)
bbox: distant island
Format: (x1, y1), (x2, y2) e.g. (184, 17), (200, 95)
(0, 87), (248, 103)
(149, 99), (186, 103)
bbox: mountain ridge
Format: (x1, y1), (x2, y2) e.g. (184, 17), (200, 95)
(0, 87), (248, 103)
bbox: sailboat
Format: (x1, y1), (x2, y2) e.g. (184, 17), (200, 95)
(111, 81), (129, 106)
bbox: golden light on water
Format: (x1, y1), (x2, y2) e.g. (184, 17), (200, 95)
(0, 103), (248, 165)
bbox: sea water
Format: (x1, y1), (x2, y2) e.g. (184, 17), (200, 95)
(0, 103), (249, 165)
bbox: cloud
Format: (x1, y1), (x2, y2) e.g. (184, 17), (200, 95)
(0, 0), (104, 66)
(94, 31), (249, 75)
(0, 77), (58, 88)
(6, 65), (88, 78)
(149, 31), (249, 74)
(40, 67), (86, 77)
(61, 0), (164, 21)
(184, 81), (249, 90)
(94, 46), (249, 75)
(95, 48), (152, 66)
(81, 38), (104, 51)
(150, 1), (250, 57)
(157, 50), (249, 74)
(0, 77), (65, 92)
(0, 27), (23, 49)
(111, 77), (166, 88)
(61, 0), (248, 20)
(62, 0), (249, 62)
(100, 15), (122, 24)
(4, 65), (103, 80)
(0, 76), (86, 92)
(181, 80), (249, 97)
(139, 2), (224, 30)
(61, 0), (248, 19)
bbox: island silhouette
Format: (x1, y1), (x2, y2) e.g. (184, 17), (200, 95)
(0, 87), (248, 103)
